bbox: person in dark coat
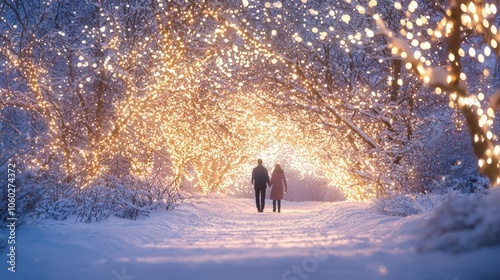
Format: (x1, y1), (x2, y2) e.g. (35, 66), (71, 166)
(269, 164), (287, 213)
(252, 159), (271, 212)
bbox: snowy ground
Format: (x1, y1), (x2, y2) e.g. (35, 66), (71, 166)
(1, 196), (500, 280)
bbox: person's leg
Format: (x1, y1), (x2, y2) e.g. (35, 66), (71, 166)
(273, 200), (276, 212)
(255, 189), (261, 211)
(278, 200), (281, 213)
(260, 188), (266, 211)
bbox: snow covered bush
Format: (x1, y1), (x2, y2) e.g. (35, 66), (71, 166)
(0, 171), (183, 224)
(75, 175), (182, 222)
(418, 188), (500, 253)
(371, 193), (445, 217)
(372, 175), (489, 217)
(0, 167), (53, 225)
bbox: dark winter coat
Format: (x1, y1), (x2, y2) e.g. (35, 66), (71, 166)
(270, 171), (287, 200)
(252, 165), (270, 189)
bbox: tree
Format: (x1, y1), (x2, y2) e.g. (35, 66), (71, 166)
(373, 0), (500, 186)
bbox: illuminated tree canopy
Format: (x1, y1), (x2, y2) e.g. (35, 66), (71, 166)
(1, 0), (499, 201)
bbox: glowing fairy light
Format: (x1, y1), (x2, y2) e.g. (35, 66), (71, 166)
(341, 14), (351, 24)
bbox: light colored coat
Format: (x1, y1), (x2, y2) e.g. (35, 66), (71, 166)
(270, 171), (287, 200)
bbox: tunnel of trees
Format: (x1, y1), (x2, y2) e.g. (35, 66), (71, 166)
(1, 0), (499, 220)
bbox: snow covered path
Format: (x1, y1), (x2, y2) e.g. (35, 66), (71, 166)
(2, 197), (500, 280)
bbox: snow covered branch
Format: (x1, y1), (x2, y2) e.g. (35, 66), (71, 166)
(374, 0), (500, 186)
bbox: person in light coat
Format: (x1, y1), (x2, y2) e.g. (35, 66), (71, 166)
(269, 164), (287, 213)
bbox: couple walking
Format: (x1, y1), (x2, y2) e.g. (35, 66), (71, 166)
(251, 159), (288, 213)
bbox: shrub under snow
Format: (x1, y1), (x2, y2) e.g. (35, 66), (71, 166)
(371, 193), (446, 217)
(418, 188), (500, 253)
(0, 174), (183, 225)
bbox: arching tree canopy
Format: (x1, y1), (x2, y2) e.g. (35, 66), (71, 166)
(1, 0), (499, 200)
